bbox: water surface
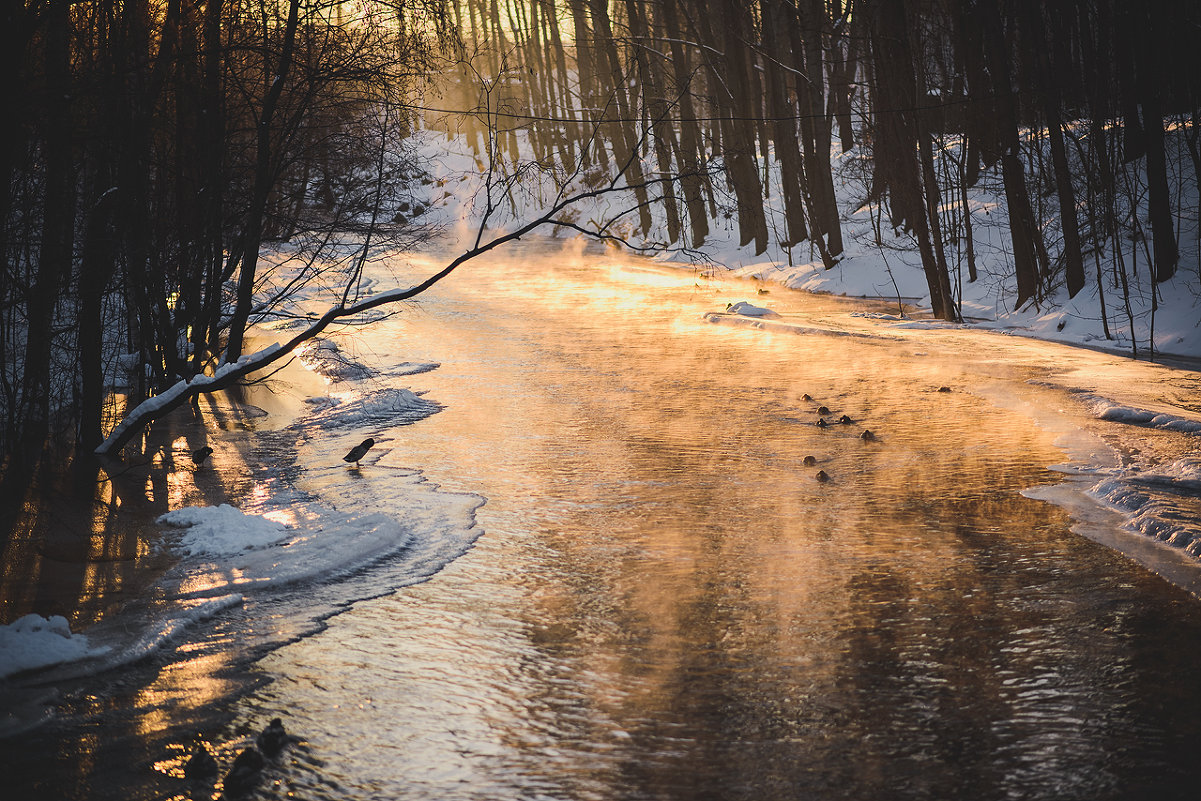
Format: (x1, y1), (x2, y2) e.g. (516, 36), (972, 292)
(253, 244), (1201, 800)
(7, 241), (1201, 800)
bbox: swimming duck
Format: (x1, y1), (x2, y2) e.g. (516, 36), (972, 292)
(816, 418), (829, 428)
(183, 743), (218, 779)
(344, 438), (375, 467)
(816, 470), (830, 482)
(222, 747), (264, 797)
(257, 718), (290, 758)
(802, 455), (817, 466)
(838, 414), (853, 425)
(860, 430), (876, 441)
(802, 393), (813, 402)
(817, 405), (831, 416)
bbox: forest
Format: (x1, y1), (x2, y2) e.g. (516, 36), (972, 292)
(2, 0), (1200, 474)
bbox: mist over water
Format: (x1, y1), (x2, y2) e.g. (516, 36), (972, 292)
(5, 240), (1201, 800)
(243, 243), (1201, 800)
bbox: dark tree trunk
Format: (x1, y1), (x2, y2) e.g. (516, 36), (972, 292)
(78, 191), (121, 450)
(762, 0), (808, 247)
(19, 0), (76, 461)
(974, 0), (1044, 309)
(1025, 1), (1086, 298)
(226, 0), (302, 363)
(661, 0), (710, 246)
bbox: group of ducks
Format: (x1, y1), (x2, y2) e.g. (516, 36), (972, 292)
(800, 393), (877, 484)
(183, 717), (295, 797)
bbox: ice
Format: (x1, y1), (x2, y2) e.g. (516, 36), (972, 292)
(298, 338), (376, 382)
(159, 504), (290, 557)
(1084, 396), (1201, 434)
(158, 505), (414, 600)
(0, 614), (110, 679)
(724, 300), (780, 318)
(295, 387), (441, 432)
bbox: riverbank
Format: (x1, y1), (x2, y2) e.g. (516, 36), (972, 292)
(0, 336), (325, 668)
(410, 126), (1201, 365)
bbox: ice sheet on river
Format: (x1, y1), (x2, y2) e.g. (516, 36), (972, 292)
(2, 371), (479, 725)
(1028, 390), (1201, 570)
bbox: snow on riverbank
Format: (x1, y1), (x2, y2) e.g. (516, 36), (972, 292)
(1, 328), (479, 696)
(407, 123), (1201, 363)
(0, 615), (109, 680)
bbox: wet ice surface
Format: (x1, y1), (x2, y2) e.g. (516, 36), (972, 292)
(5, 242), (1201, 800)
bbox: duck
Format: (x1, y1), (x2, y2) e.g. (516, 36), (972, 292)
(816, 418), (829, 428)
(222, 747), (264, 797)
(817, 405), (831, 416)
(344, 438), (375, 467)
(802, 455), (817, 466)
(938, 386), (952, 393)
(815, 470), (830, 482)
(838, 414), (853, 425)
(860, 430), (876, 441)
(801, 393), (813, 401)
(191, 446), (213, 466)
(257, 718), (290, 758)
(183, 743), (218, 779)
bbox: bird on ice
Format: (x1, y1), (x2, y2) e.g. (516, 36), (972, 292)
(191, 446), (213, 466)
(344, 438), (375, 467)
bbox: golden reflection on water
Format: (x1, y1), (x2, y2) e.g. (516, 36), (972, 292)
(243, 246), (1201, 799)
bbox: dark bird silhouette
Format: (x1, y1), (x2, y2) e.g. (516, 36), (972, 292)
(191, 446), (213, 466)
(803, 455), (817, 466)
(222, 747), (264, 797)
(816, 470), (830, 482)
(802, 393), (813, 401)
(838, 414), (853, 425)
(860, 430), (876, 441)
(816, 418), (829, 428)
(183, 744), (218, 779)
(817, 405), (831, 416)
(343, 438), (375, 467)
(257, 718), (290, 758)
(938, 386), (952, 393)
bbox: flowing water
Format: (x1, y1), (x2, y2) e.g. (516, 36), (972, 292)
(6, 240), (1201, 800)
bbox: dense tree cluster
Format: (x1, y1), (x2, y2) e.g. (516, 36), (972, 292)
(3, 0), (1201, 468)
(445, 0), (1201, 325)
(1, 0), (454, 467)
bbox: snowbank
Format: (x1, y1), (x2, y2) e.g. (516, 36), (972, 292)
(407, 124), (1201, 363)
(157, 503), (415, 599)
(0, 614), (110, 679)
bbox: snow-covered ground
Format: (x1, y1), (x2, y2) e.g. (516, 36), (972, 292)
(411, 121), (1201, 363)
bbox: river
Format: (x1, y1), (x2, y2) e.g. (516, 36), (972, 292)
(6, 239), (1201, 799)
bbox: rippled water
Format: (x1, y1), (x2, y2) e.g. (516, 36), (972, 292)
(7, 241), (1201, 800)
(251, 244), (1201, 800)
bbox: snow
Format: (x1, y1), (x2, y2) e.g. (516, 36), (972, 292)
(156, 503), (416, 599)
(158, 504), (291, 557)
(407, 123), (1201, 365)
(724, 301), (781, 318)
(0, 614), (110, 679)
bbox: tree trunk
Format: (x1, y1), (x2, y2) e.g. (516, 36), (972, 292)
(1025, 1), (1086, 298)
(974, 0), (1044, 309)
(19, 0), (75, 461)
(226, 0), (302, 363)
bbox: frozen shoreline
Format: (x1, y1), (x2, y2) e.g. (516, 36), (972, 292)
(0, 334), (482, 734)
